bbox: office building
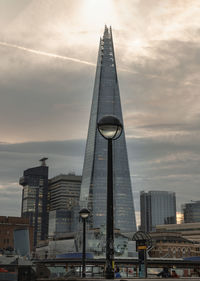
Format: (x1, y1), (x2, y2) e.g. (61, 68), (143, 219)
(20, 158), (49, 246)
(140, 191), (176, 232)
(182, 201), (200, 223)
(79, 26), (136, 233)
(48, 174), (81, 237)
(49, 174), (81, 211)
(48, 210), (72, 238)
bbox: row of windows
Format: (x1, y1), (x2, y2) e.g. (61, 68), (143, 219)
(1, 238), (10, 244)
(154, 247), (192, 253)
(0, 230), (10, 234)
(161, 228), (200, 232)
(157, 240), (192, 244)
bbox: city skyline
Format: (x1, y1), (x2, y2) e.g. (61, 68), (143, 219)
(0, 1), (200, 225)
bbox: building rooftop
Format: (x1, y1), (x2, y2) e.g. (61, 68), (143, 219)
(49, 174), (82, 183)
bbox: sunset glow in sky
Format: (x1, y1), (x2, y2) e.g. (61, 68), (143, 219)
(0, 0), (200, 225)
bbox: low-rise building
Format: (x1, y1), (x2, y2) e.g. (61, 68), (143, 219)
(35, 227), (137, 259)
(0, 216), (33, 253)
(156, 222), (200, 242)
(149, 232), (200, 258)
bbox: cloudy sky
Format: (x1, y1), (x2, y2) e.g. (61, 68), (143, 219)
(0, 0), (200, 225)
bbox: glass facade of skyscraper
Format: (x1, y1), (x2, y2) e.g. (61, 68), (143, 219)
(48, 210), (72, 238)
(80, 26), (136, 233)
(20, 161), (49, 246)
(140, 191), (176, 232)
(183, 201), (200, 223)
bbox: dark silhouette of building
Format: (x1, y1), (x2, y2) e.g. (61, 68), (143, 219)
(79, 26), (136, 233)
(20, 158), (49, 247)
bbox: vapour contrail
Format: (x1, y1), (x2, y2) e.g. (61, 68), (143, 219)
(0, 41), (95, 66)
(0, 41), (138, 74)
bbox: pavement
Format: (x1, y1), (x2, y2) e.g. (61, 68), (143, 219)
(37, 277), (200, 281)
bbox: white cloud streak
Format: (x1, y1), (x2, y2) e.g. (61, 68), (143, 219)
(0, 40), (138, 74)
(0, 41), (95, 66)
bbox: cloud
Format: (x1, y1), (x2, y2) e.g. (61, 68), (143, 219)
(127, 135), (200, 212)
(0, 133), (200, 217)
(0, 43), (95, 142)
(1, 0), (200, 220)
(0, 140), (85, 181)
(0, 139), (86, 215)
(0, 183), (22, 216)
(119, 38), (200, 143)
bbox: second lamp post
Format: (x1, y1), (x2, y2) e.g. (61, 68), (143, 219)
(79, 208), (90, 278)
(98, 115), (123, 279)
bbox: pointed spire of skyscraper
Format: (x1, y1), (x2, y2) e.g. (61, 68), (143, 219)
(104, 24), (109, 36)
(80, 26), (137, 233)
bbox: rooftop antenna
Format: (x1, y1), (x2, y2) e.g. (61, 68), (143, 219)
(40, 157), (48, 166)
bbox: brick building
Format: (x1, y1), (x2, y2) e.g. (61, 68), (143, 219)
(156, 222), (200, 242)
(0, 216), (33, 252)
(149, 232), (200, 258)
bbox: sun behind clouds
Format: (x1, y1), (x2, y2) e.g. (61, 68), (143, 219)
(81, 0), (119, 29)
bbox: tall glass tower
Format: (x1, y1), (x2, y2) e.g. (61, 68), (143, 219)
(183, 201), (200, 223)
(20, 158), (49, 246)
(140, 191), (177, 232)
(80, 26), (136, 233)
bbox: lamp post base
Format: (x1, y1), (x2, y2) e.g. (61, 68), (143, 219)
(105, 260), (114, 279)
(105, 271), (114, 279)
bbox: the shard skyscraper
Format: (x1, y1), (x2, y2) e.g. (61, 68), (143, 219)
(80, 26), (137, 233)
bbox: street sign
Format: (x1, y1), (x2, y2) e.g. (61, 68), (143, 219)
(138, 245), (147, 250)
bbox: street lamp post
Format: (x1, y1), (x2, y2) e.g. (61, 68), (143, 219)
(79, 208), (90, 278)
(97, 115), (123, 279)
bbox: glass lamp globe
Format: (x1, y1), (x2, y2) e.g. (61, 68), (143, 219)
(97, 115), (123, 140)
(79, 208), (90, 219)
